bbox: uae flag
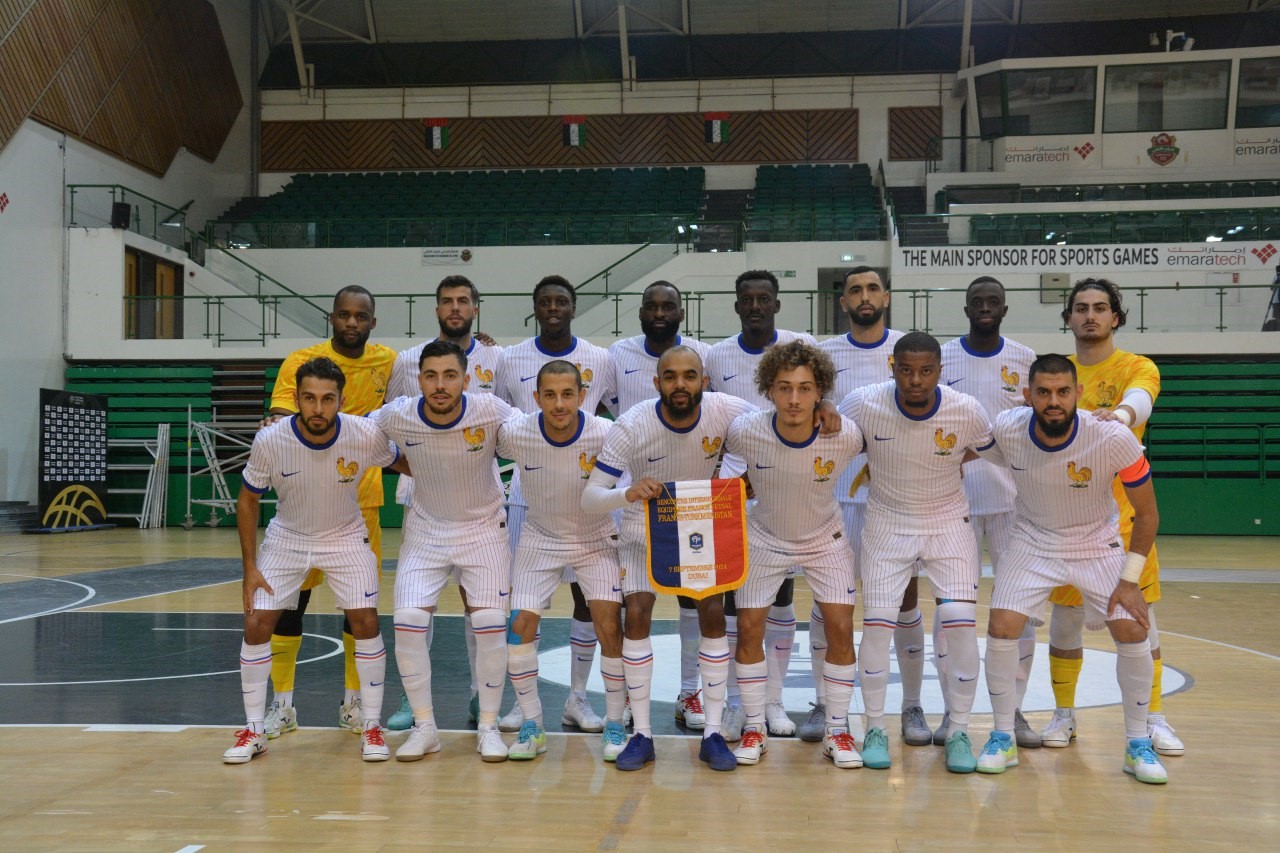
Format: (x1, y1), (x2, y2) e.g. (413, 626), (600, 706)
(704, 112), (730, 144)
(423, 118), (450, 150)
(563, 115), (586, 147)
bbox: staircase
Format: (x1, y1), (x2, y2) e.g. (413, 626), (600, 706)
(695, 190), (751, 252)
(0, 501), (38, 532)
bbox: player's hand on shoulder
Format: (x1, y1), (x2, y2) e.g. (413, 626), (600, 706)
(1090, 407), (1121, 422)
(814, 400), (842, 435)
(625, 477), (665, 503)
(475, 331), (497, 347)
(259, 412), (287, 430)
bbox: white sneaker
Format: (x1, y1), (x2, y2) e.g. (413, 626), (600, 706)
(264, 701), (297, 740)
(1147, 714), (1185, 756)
(562, 693), (604, 732)
(622, 696), (633, 728)
(734, 727), (768, 765)
(497, 704), (524, 733)
(1124, 737), (1168, 784)
(721, 704), (745, 743)
(1041, 709), (1077, 748)
(361, 725), (391, 762)
(601, 721), (628, 762)
(674, 690), (706, 730)
(339, 697), (363, 734)
(823, 729), (863, 769)
(477, 725), (508, 762)
(222, 728), (267, 764)
(396, 723), (442, 762)
(765, 701), (796, 737)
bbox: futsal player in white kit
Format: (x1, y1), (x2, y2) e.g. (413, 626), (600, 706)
(385, 274), (503, 732)
(938, 276), (1038, 748)
(837, 332), (993, 774)
(370, 339), (518, 763)
(607, 280), (712, 731)
(495, 274), (615, 734)
(816, 267), (927, 748)
(225, 357), (403, 765)
(723, 341), (866, 769)
(973, 354), (1168, 785)
(581, 346), (755, 772)
(495, 360), (628, 762)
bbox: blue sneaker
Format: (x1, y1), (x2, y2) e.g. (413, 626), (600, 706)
(699, 732), (737, 771)
(861, 727), (891, 769)
(976, 731), (1018, 774)
(615, 733), (656, 771)
(601, 721), (628, 762)
(1124, 737), (1168, 784)
(945, 730), (977, 773)
(386, 694), (413, 731)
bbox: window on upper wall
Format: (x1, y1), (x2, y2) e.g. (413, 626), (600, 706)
(1103, 60), (1230, 132)
(976, 71), (1005, 137)
(975, 67), (1096, 137)
(1236, 56), (1280, 129)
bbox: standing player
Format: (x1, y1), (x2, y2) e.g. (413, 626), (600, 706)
(385, 274), (502, 732)
(495, 361), (627, 761)
(704, 270), (817, 740)
(815, 267), (926, 748)
(224, 358), (400, 764)
(263, 286), (396, 737)
(725, 341), (865, 769)
(495, 275), (615, 733)
(974, 354), (1168, 784)
(939, 276), (1038, 748)
(581, 346), (756, 772)
(838, 332), (993, 774)
(1042, 279), (1183, 757)
(608, 280), (712, 731)
(370, 340), (516, 762)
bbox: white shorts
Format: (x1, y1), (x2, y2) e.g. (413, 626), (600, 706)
(971, 511), (1014, 574)
(511, 530), (622, 610)
(991, 543), (1137, 631)
(618, 538), (654, 597)
(253, 535), (378, 611)
(395, 521), (510, 611)
(738, 518), (855, 609)
(859, 521), (979, 609)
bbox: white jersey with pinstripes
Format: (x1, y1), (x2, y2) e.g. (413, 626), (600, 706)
(819, 329), (903, 505)
(990, 408), (1148, 559)
(837, 382), (993, 533)
(724, 409), (863, 541)
(241, 415), (397, 550)
(495, 410), (616, 543)
(608, 335), (712, 414)
(387, 337), (503, 402)
(496, 336), (615, 415)
(593, 392), (755, 540)
(940, 335), (1035, 516)
(369, 393), (513, 533)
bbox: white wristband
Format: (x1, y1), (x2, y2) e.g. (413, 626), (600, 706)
(1114, 408), (1133, 427)
(1121, 551), (1146, 584)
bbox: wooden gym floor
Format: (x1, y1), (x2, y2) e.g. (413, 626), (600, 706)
(0, 528), (1276, 851)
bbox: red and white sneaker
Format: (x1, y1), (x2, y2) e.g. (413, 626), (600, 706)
(734, 727), (768, 765)
(823, 729), (863, 769)
(222, 728), (267, 764)
(361, 725), (391, 762)
(675, 690), (706, 730)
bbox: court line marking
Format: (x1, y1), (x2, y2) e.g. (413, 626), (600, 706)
(173, 847), (206, 853)
(1163, 630), (1280, 661)
(0, 573), (97, 624)
(73, 579), (243, 612)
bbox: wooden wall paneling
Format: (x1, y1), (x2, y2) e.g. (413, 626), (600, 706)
(805, 109), (859, 161)
(0, 0), (38, 39)
(888, 105), (941, 161)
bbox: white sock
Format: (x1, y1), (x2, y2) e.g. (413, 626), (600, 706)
(678, 607), (701, 693)
(240, 640), (272, 731)
(937, 602), (979, 731)
(736, 659), (768, 732)
(699, 635), (732, 735)
(858, 607), (897, 732)
(1016, 620), (1037, 707)
(471, 609), (508, 727)
(463, 611), (477, 694)
(823, 661), (857, 733)
(1116, 639), (1154, 739)
(895, 607), (925, 709)
(507, 642), (542, 726)
(275, 690), (294, 709)
(724, 614), (740, 705)
(765, 604), (796, 705)
(394, 609), (434, 725)
(600, 655), (626, 723)
(569, 618), (597, 696)
(984, 636), (1020, 733)
(809, 604), (827, 704)
(353, 635), (386, 727)
(932, 607), (949, 712)
(622, 637), (654, 738)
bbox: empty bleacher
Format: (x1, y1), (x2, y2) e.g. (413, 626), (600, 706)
(937, 179), (1280, 213)
(965, 207), (1280, 245)
(747, 164), (883, 241)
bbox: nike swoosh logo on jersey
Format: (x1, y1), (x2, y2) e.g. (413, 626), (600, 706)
(754, 463), (774, 469)
(364, 590), (378, 598)
(624, 368), (643, 375)
(611, 586), (622, 593)
(281, 471), (300, 477)
(405, 441), (424, 447)
(946, 378), (964, 386)
(648, 455), (667, 462)
(873, 435), (894, 441)
(847, 588), (856, 595)
(520, 375), (537, 382)
(498, 590), (510, 597)
(524, 465), (543, 471)
(721, 374), (737, 382)
(1011, 465), (1027, 470)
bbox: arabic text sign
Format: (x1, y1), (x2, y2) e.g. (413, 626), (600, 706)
(895, 243), (1276, 274)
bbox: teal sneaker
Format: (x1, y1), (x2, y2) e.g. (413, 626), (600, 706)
(1123, 737), (1168, 784)
(601, 721), (628, 762)
(945, 730), (977, 773)
(861, 727), (891, 769)
(386, 694), (413, 731)
(468, 693), (480, 725)
(507, 720), (547, 760)
(976, 731), (1018, 774)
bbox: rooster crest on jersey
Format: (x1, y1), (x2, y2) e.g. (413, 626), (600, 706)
(463, 426), (486, 451)
(813, 457), (835, 482)
(1000, 365), (1020, 392)
(579, 452), (597, 478)
(701, 436), (723, 458)
(369, 368), (388, 396)
(336, 457), (359, 483)
(474, 365), (494, 389)
(1067, 461), (1092, 488)
(1096, 381), (1119, 408)
(575, 364), (593, 389)
(933, 429), (958, 455)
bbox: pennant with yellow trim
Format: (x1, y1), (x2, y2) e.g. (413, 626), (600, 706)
(644, 478), (748, 598)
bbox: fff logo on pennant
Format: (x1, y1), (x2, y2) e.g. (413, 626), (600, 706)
(688, 532), (705, 552)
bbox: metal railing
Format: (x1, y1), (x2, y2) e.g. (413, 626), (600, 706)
(925, 135), (997, 174)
